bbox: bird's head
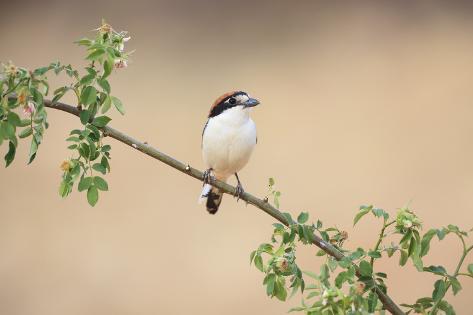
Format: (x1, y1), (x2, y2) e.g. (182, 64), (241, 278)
(208, 91), (260, 118)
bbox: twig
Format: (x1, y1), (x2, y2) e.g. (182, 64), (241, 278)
(43, 99), (405, 315)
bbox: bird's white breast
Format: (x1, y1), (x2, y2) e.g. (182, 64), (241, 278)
(202, 106), (257, 180)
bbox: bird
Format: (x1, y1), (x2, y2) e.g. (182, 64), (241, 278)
(199, 91), (260, 214)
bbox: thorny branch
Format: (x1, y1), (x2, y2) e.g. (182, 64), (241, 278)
(43, 98), (405, 315)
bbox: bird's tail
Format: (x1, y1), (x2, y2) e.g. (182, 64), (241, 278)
(199, 183), (223, 214)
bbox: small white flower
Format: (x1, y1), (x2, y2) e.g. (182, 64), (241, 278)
(23, 101), (36, 116)
(119, 43), (125, 52)
(114, 59), (128, 69)
(123, 36), (131, 42)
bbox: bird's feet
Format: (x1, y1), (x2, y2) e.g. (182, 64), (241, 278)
(234, 181), (244, 201)
(202, 168), (213, 186)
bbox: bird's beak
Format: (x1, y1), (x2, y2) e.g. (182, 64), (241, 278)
(244, 98), (260, 108)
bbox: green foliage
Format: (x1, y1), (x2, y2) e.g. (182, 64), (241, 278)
(0, 20), (130, 206)
(251, 193), (472, 314)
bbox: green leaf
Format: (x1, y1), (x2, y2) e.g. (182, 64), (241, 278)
(92, 163), (107, 174)
(94, 176), (108, 191)
(400, 230), (413, 247)
(7, 112), (21, 126)
(33, 66), (50, 76)
(103, 59), (113, 79)
(297, 212), (309, 224)
(420, 229), (437, 257)
(372, 208), (388, 220)
(86, 48), (105, 60)
(408, 237), (417, 257)
(28, 138), (38, 164)
(254, 254), (264, 272)
(4, 141), (16, 167)
(85, 67), (97, 76)
(87, 124), (101, 140)
(274, 278), (287, 301)
(78, 176), (93, 192)
(1, 121), (15, 140)
(111, 96), (125, 115)
(87, 139), (97, 160)
(19, 127), (32, 139)
(265, 273), (276, 296)
(80, 73), (95, 86)
(423, 265), (447, 275)
(273, 223), (285, 230)
(58, 180), (69, 197)
(80, 86), (97, 106)
(30, 87), (43, 105)
(437, 300), (456, 315)
(412, 254), (424, 272)
(399, 250), (408, 266)
(75, 38), (93, 46)
(449, 277), (462, 295)
(335, 271), (346, 288)
(437, 228), (447, 240)
(249, 250), (256, 264)
(368, 250), (382, 258)
(359, 260), (372, 277)
(432, 280), (446, 302)
(79, 110), (90, 125)
(18, 119), (31, 127)
(367, 292), (378, 313)
(353, 205), (372, 226)
(468, 264), (473, 275)
(52, 86), (70, 103)
(101, 95), (112, 114)
(92, 116), (111, 128)
(101, 156), (110, 172)
(97, 78), (111, 94)
(87, 185), (99, 206)
(319, 264), (330, 283)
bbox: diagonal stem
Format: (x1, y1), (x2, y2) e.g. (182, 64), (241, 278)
(42, 98), (405, 315)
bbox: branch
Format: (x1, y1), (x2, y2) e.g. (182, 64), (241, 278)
(43, 99), (405, 315)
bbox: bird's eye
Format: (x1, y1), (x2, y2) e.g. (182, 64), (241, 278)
(228, 97), (236, 105)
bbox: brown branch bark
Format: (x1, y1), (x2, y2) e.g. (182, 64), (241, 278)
(43, 99), (405, 315)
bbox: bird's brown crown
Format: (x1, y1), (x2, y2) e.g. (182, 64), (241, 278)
(210, 91), (239, 112)
(208, 91), (247, 118)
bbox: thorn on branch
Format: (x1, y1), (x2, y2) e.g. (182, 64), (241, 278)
(132, 143), (137, 149)
(185, 164), (191, 172)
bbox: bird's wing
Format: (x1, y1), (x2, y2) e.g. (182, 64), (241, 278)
(201, 119), (209, 147)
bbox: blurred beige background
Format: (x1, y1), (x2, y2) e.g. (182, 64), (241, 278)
(1, 0), (473, 314)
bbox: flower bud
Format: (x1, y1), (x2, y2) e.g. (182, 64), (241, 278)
(275, 257), (290, 273)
